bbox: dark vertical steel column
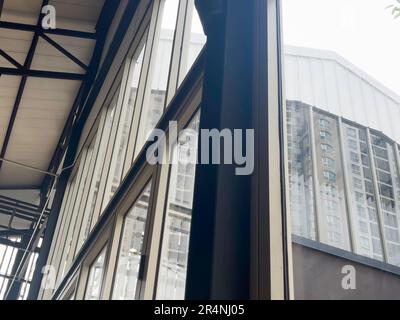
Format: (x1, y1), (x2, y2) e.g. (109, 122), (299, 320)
(186, 0), (255, 299)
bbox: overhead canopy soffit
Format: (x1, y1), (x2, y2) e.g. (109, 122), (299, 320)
(0, 0), (106, 189)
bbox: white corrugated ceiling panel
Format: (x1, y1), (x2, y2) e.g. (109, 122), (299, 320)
(1, 0), (42, 25)
(0, 78), (81, 187)
(0, 29), (33, 67)
(49, 0), (104, 32)
(0, 76), (20, 150)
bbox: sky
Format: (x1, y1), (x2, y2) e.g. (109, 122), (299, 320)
(282, 0), (400, 96)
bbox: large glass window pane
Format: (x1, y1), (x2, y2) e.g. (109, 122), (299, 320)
(287, 101), (316, 240)
(46, 181), (72, 288)
(112, 182), (152, 300)
(58, 148), (92, 281)
(312, 111), (350, 250)
(85, 247), (107, 300)
(80, 93), (119, 244)
(67, 136), (97, 265)
(178, 2), (207, 85)
(156, 112), (200, 300)
(73, 122), (105, 258)
(101, 45), (146, 211)
(343, 124), (383, 260)
(282, 0), (400, 299)
(52, 171), (79, 287)
(135, 0), (180, 156)
(370, 133), (400, 265)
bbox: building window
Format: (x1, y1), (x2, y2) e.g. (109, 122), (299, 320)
(101, 43), (147, 212)
(84, 247), (107, 300)
(178, 2), (207, 85)
(323, 170), (336, 182)
(112, 182), (152, 300)
(135, 0), (180, 155)
(319, 118), (330, 129)
(320, 130), (331, 140)
(347, 127), (357, 138)
(321, 143), (332, 153)
(82, 92), (120, 244)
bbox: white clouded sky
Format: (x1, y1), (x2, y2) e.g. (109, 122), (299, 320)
(282, 0), (400, 95)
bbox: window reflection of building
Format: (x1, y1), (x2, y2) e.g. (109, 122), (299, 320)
(370, 134), (400, 265)
(156, 113), (200, 300)
(106, 46), (146, 205)
(112, 183), (152, 300)
(288, 101), (400, 264)
(85, 248), (106, 300)
(313, 111), (350, 250)
(135, 0), (180, 153)
(343, 125), (383, 260)
(287, 101), (316, 240)
(285, 46), (400, 267)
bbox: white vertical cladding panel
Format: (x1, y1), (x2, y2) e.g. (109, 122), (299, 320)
(348, 73), (367, 128)
(309, 58), (328, 112)
(360, 79), (377, 129)
(283, 55), (300, 102)
(380, 95), (397, 142)
(373, 90), (391, 138)
(297, 57), (315, 107)
(322, 60), (341, 116)
(334, 63), (354, 121)
(387, 99), (400, 143)
(284, 47), (400, 144)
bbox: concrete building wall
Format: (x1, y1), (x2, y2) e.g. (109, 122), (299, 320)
(293, 241), (400, 299)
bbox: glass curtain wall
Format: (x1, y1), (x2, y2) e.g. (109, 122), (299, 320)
(313, 111), (350, 250)
(43, 0), (206, 299)
(287, 101), (400, 263)
(342, 124), (384, 260)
